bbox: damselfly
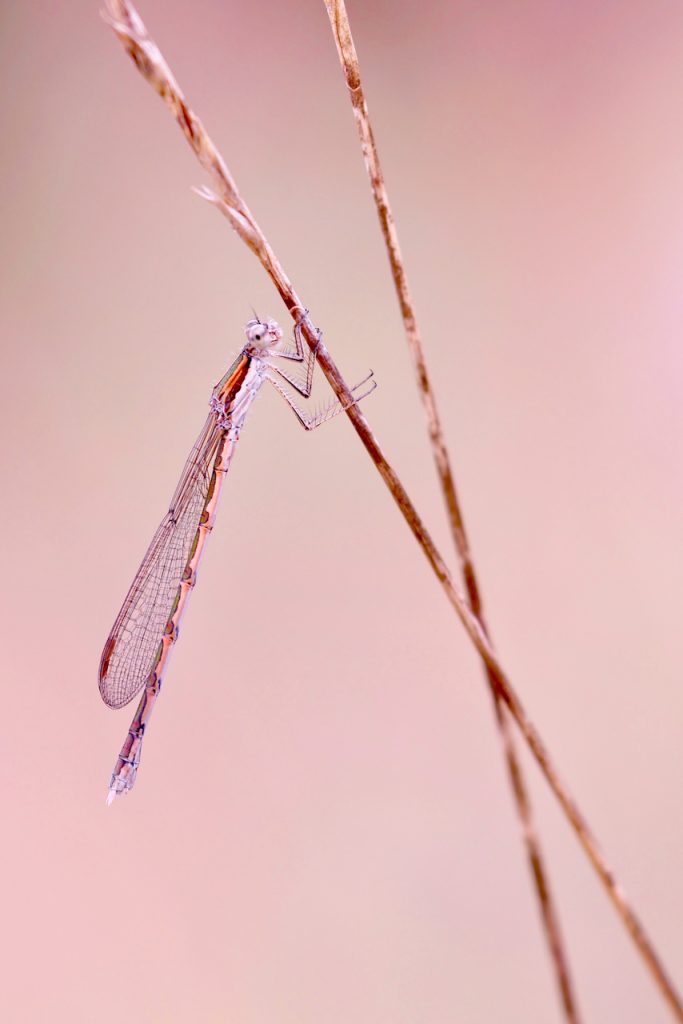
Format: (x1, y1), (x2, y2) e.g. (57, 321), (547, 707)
(99, 313), (375, 804)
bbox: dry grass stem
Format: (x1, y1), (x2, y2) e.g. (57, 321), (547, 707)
(104, 3), (683, 1019)
(322, 2), (579, 1018)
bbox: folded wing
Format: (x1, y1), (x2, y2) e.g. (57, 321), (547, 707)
(99, 412), (223, 709)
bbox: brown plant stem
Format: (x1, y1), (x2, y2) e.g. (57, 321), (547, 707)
(321, 2), (579, 1019)
(104, 4), (683, 1020)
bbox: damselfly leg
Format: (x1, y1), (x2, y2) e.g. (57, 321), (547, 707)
(267, 310), (320, 397)
(266, 311), (376, 429)
(266, 369), (376, 431)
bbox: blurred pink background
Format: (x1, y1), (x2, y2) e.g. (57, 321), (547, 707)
(2, 1), (682, 1021)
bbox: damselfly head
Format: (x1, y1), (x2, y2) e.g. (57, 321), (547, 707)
(245, 317), (282, 350)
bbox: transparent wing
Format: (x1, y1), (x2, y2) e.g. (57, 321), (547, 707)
(99, 412), (224, 709)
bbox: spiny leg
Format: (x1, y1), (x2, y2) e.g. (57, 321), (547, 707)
(270, 308), (310, 361)
(269, 318), (305, 362)
(268, 311), (321, 398)
(268, 311), (376, 426)
(267, 370), (376, 431)
(269, 359), (318, 398)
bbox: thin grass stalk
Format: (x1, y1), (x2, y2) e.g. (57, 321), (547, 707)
(321, 3), (579, 1018)
(103, 4), (683, 1019)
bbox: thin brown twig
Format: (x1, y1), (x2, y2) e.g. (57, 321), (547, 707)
(103, 4), (683, 1020)
(321, 3), (579, 1019)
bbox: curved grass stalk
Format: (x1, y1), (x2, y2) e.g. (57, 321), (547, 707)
(321, 1), (579, 1019)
